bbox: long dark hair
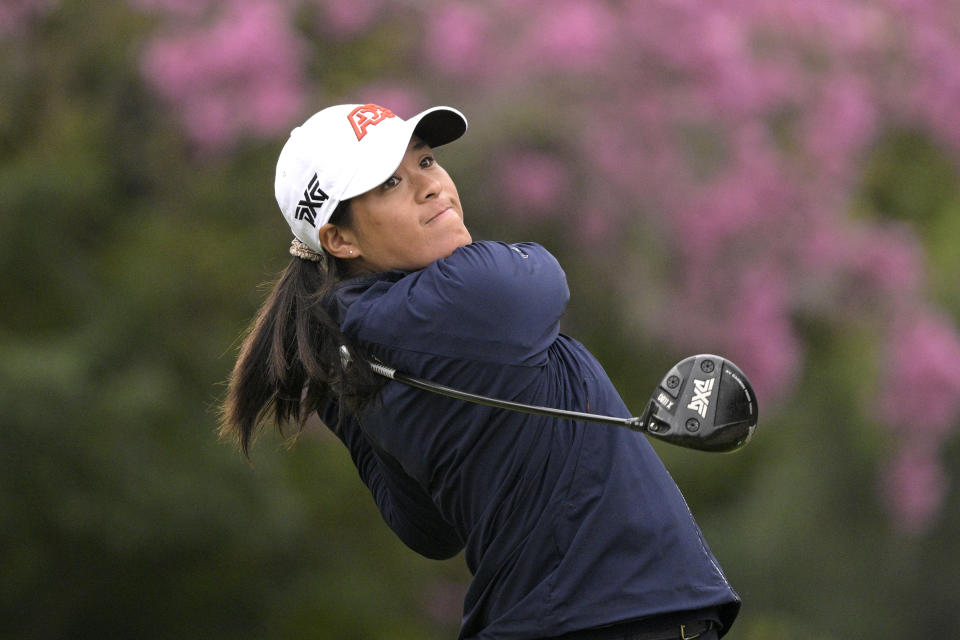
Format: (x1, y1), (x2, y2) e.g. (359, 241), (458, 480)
(219, 202), (383, 458)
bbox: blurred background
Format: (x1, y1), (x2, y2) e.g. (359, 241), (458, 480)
(2, 0), (960, 638)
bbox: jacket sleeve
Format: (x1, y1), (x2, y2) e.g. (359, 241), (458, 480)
(329, 413), (464, 560)
(346, 241), (570, 366)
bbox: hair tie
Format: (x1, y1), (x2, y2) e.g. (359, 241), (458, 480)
(289, 238), (326, 263)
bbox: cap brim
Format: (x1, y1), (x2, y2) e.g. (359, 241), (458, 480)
(411, 106), (467, 148)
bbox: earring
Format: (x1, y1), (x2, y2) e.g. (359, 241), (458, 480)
(349, 250), (354, 255)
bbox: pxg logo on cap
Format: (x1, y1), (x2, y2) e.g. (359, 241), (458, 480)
(294, 174), (329, 227)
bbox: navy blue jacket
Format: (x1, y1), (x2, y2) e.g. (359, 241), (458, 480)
(321, 241), (740, 639)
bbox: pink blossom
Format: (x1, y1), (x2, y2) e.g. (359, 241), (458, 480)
(672, 131), (796, 259)
(848, 224), (926, 301)
(797, 215), (855, 277)
(877, 310), (960, 439)
(701, 9), (746, 62)
(141, 0), (306, 151)
(422, 3), (492, 77)
(497, 150), (570, 218)
(579, 98), (683, 197)
(318, 0), (381, 38)
(0, 0), (55, 37)
(881, 445), (948, 535)
(804, 76), (878, 180)
(903, 19), (960, 151)
(691, 10), (770, 116)
(520, 0), (617, 72)
(577, 205), (617, 247)
(247, 77), (306, 134)
(722, 266), (801, 404)
(182, 97), (233, 150)
(827, 3), (888, 56)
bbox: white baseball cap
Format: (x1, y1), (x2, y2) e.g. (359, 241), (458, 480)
(275, 103), (468, 253)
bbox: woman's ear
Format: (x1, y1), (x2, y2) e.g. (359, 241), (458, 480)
(318, 223), (358, 259)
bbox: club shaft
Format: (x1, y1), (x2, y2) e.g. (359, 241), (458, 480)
(367, 361), (644, 430)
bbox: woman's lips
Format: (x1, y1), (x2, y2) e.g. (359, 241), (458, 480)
(425, 207), (453, 224)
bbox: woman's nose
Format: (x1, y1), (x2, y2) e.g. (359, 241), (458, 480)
(416, 173), (442, 201)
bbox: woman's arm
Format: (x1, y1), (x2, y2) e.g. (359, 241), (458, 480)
(329, 412), (464, 560)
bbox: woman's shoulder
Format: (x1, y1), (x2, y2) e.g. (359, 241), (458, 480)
(424, 241), (567, 309)
(446, 240), (556, 265)
(429, 240), (563, 288)
(341, 240), (570, 360)
(338, 241), (564, 311)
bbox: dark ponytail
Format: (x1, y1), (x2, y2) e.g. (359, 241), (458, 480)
(219, 203), (382, 458)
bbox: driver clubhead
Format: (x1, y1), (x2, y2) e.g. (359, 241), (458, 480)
(640, 354), (757, 453)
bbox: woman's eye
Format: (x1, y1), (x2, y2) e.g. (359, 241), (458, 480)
(382, 175), (400, 189)
(420, 155), (435, 169)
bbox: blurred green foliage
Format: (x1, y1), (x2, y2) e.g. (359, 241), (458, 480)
(857, 129), (960, 317)
(0, 6), (465, 639)
(2, 3), (959, 639)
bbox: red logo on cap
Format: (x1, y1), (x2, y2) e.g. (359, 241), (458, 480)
(348, 104), (396, 141)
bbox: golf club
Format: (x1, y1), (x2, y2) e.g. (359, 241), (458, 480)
(341, 348), (757, 453)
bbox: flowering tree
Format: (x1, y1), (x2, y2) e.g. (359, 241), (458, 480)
(126, 0), (960, 535)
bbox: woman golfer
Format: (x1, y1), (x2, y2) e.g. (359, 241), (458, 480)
(221, 104), (740, 639)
